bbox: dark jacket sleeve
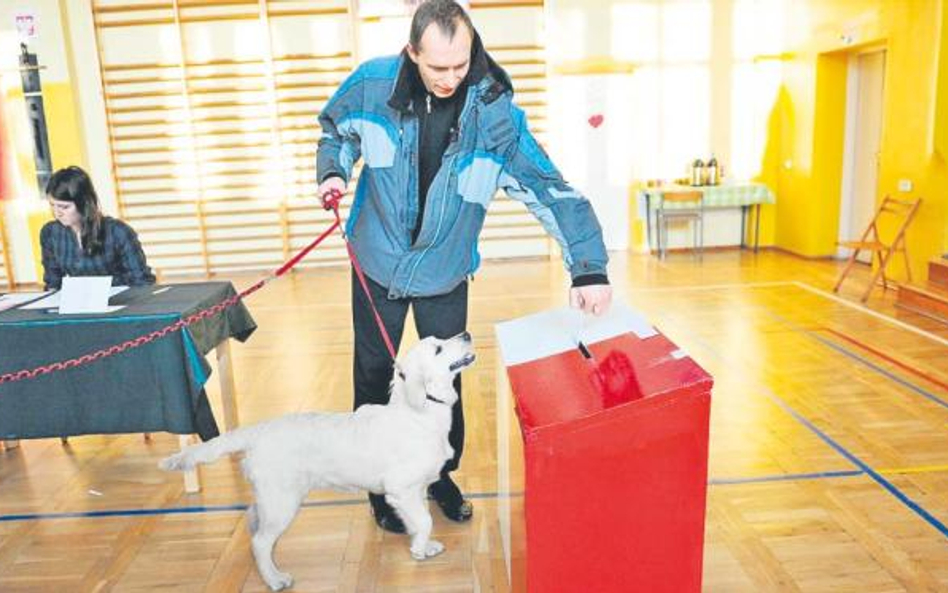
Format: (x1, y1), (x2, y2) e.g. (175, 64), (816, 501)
(40, 223), (64, 290)
(113, 220), (156, 286)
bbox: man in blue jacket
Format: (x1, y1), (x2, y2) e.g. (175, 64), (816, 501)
(317, 0), (611, 533)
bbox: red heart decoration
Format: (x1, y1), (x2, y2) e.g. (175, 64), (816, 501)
(588, 114), (604, 128)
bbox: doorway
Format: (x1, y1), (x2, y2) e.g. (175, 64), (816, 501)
(839, 49), (886, 262)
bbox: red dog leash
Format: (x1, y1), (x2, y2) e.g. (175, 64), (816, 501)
(323, 188), (397, 361)
(0, 190), (394, 385)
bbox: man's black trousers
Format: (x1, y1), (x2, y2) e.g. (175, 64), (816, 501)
(351, 271), (467, 473)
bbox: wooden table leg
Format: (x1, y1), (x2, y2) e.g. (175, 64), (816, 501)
(179, 434), (200, 493)
(215, 338), (239, 432)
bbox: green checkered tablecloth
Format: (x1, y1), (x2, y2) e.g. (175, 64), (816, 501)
(640, 182), (776, 209)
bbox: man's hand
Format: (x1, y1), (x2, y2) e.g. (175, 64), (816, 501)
(570, 284), (613, 316)
(318, 176), (346, 210)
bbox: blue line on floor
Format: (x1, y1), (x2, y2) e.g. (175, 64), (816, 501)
(764, 389), (948, 538)
(0, 503), (249, 522)
(763, 308), (948, 411)
(709, 469), (863, 485)
(659, 303), (948, 540)
(0, 470), (868, 523)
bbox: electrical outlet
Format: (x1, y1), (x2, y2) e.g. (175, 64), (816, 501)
(898, 179), (913, 193)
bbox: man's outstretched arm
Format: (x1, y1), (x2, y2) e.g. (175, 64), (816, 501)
(497, 105), (612, 315)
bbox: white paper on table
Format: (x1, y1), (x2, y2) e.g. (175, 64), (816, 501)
(19, 291), (63, 309)
(22, 282), (128, 312)
(58, 276), (113, 314)
(0, 291), (52, 312)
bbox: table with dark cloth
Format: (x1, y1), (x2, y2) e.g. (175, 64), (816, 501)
(0, 282), (256, 440)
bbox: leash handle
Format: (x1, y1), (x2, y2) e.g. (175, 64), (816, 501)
(322, 187), (344, 211)
(323, 188), (398, 362)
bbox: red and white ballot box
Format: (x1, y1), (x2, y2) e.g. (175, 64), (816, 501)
(495, 304), (712, 593)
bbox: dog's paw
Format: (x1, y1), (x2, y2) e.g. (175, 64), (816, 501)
(158, 452), (196, 472)
(264, 571), (294, 591)
(411, 539), (445, 560)
(157, 454), (184, 471)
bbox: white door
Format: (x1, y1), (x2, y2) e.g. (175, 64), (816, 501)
(839, 50), (886, 262)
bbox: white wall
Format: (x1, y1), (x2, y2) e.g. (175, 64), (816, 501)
(546, 1), (632, 251)
(545, 0), (785, 253)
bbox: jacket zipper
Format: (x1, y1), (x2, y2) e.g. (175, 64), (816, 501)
(403, 88), (476, 295)
(405, 153), (456, 294)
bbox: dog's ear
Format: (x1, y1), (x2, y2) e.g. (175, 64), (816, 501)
(406, 388), (427, 410)
(388, 361), (405, 404)
(424, 376), (457, 407)
(396, 354), (430, 410)
(403, 372), (430, 410)
(393, 361), (406, 383)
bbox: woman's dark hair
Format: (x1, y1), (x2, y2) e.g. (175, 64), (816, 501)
(45, 166), (105, 256)
(409, 0), (474, 51)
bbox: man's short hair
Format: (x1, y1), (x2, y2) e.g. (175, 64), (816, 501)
(409, 0), (475, 50)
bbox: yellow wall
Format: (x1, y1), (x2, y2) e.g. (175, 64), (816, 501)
(0, 0), (86, 284)
(1, 1), (86, 197)
(3, 82), (85, 195)
(776, 0), (947, 278)
(936, 0), (948, 253)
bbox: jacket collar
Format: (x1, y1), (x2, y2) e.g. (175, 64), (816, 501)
(387, 31), (512, 114)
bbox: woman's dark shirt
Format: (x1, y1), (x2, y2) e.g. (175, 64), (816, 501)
(40, 217), (155, 289)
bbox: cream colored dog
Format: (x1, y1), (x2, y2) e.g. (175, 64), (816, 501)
(159, 332), (475, 592)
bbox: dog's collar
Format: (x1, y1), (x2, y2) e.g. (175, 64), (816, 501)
(426, 393), (448, 405)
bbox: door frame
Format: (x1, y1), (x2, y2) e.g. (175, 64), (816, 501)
(838, 46), (887, 260)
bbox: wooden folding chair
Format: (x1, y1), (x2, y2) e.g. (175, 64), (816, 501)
(833, 195), (921, 302)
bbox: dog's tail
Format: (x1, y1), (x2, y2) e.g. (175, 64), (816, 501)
(158, 424), (262, 472)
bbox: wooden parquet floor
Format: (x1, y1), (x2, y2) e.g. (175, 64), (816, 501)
(4, 249), (948, 592)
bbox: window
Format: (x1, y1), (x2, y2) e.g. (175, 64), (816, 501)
(730, 0), (784, 180)
(613, 0), (712, 181)
(92, 0), (553, 274)
(612, 0), (785, 182)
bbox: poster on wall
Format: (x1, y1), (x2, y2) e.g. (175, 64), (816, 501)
(358, 0), (469, 19)
(14, 11), (38, 41)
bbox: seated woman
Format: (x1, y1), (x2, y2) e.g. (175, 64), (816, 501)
(39, 167), (220, 441)
(41, 166), (155, 289)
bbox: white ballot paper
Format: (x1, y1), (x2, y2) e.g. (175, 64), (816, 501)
(60, 276), (119, 314)
(23, 278), (128, 313)
(495, 302), (658, 367)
